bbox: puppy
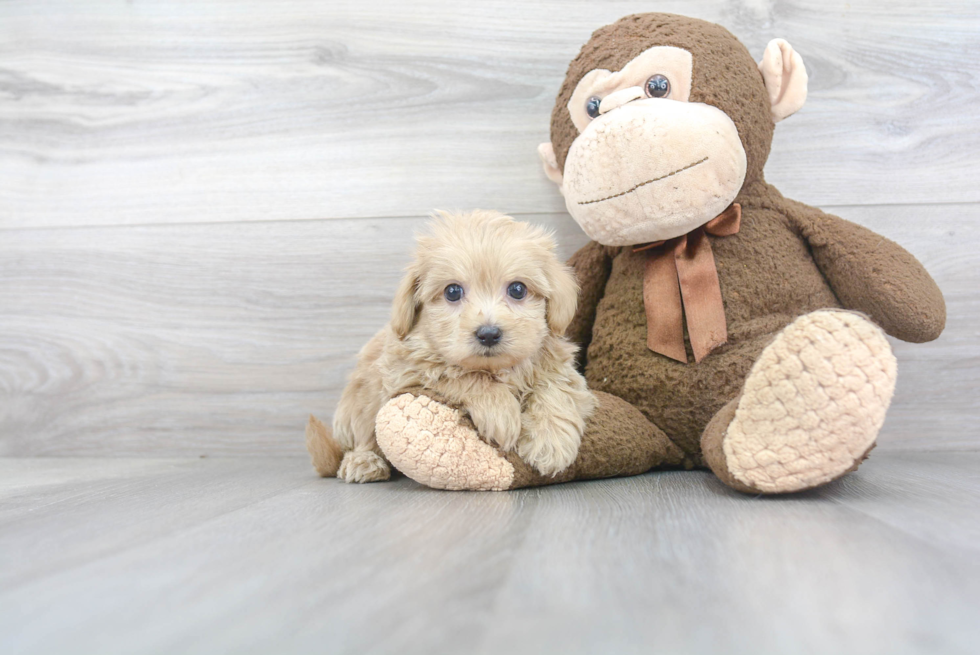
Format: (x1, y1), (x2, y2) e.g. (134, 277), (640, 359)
(320, 209), (595, 483)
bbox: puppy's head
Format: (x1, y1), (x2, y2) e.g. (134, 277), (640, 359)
(392, 210), (578, 371)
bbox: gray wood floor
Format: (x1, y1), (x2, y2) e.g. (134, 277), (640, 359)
(2, 451), (979, 655)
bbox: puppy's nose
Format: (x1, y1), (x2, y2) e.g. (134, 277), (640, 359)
(475, 325), (503, 347)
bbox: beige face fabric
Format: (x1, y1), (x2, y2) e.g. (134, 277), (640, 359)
(553, 46), (748, 246)
(562, 98), (746, 246)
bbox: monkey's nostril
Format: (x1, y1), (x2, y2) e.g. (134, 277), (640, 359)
(475, 325), (503, 348)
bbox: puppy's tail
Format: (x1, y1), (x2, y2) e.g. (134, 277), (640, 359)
(305, 414), (343, 477)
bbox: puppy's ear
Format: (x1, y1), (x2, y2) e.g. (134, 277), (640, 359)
(391, 265), (422, 339)
(544, 257), (579, 336)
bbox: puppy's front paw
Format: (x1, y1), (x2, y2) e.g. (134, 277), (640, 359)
(469, 394), (522, 452)
(518, 417), (581, 477)
(337, 450), (391, 483)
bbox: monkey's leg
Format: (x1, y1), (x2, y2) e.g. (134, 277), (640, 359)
(701, 309), (896, 494)
(375, 390), (683, 491)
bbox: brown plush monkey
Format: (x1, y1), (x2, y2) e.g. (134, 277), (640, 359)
(323, 13), (945, 493)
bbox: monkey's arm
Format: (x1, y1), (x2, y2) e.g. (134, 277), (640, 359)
(783, 199), (945, 343)
(565, 241), (615, 370)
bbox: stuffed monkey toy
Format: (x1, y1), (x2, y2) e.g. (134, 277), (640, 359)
(315, 13), (945, 494)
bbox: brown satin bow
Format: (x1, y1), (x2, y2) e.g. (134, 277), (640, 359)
(632, 203), (741, 364)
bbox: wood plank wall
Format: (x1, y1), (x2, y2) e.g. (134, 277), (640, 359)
(1, 1), (978, 456)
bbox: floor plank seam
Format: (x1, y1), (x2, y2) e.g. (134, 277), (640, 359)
(2, 200), (977, 234)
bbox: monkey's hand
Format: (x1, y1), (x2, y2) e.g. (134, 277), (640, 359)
(467, 386), (522, 452)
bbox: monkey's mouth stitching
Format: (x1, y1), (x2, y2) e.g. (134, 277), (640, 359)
(577, 156), (710, 206)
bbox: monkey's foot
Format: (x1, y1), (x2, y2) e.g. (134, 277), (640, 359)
(375, 393), (515, 491)
(702, 310), (897, 494)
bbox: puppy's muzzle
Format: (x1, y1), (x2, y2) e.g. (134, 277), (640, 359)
(475, 325), (503, 348)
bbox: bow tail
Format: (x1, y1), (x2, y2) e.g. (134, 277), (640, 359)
(675, 229), (728, 363)
(643, 239), (687, 362)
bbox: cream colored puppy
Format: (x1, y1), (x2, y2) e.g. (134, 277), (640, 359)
(326, 210), (595, 483)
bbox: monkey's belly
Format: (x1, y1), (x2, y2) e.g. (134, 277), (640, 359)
(585, 318), (759, 462)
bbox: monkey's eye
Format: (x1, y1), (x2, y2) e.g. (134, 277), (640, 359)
(507, 282), (527, 300)
(585, 96), (602, 119)
(444, 284), (463, 302)
(645, 74), (670, 98)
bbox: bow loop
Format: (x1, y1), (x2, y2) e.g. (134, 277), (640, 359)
(704, 202), (742, 236)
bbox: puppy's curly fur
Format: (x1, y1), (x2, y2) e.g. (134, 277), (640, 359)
(315, 210), (596, 483)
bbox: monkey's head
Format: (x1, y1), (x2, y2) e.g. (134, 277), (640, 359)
(539, 13), (808, 246)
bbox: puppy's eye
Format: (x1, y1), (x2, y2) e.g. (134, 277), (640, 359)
(645, 74), (670, 98)
(444, 284), (463, 302)
(585, 96), (602, 119)
(507, 282), (527, 300)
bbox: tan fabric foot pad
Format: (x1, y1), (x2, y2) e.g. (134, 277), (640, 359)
(724, 310), (897, 493)
(375, 393), (515, 491)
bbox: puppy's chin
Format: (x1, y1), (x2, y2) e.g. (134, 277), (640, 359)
(457, 349), (524, 373)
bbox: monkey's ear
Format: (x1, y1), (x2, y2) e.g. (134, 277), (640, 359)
(390, 266), (422, 339)
(538, 142), (564, 187)
(758, 38), (808, 123)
